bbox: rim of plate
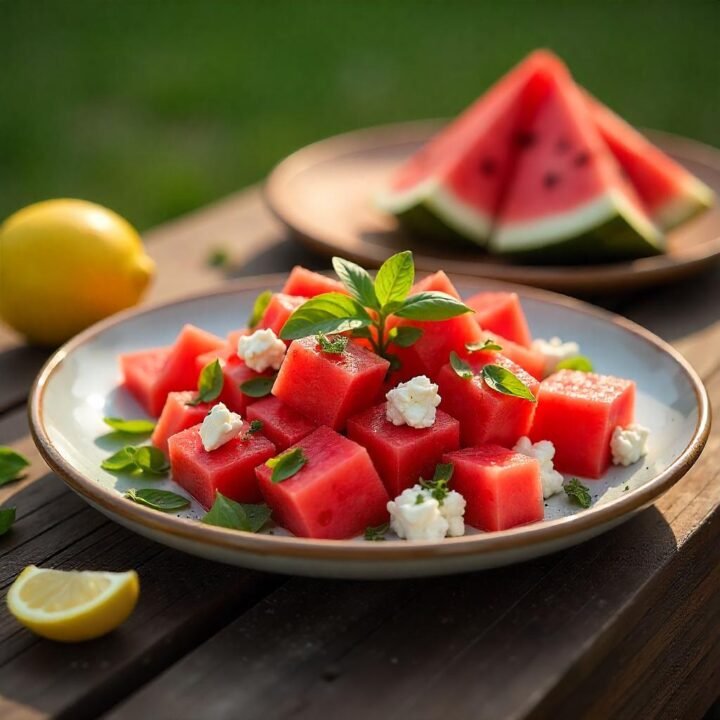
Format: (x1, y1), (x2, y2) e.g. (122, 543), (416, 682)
(29, 273), (711, 563)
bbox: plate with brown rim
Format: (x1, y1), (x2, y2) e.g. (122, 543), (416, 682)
(29, 273), (710, 579)
(265, 121), (720, 294)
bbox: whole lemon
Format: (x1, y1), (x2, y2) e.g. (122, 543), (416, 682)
(0, 199), (155, 346)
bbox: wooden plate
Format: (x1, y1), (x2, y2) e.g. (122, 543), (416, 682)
(265, 121), (720, 293)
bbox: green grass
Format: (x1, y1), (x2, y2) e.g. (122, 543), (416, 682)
(1, 1), (718, 230)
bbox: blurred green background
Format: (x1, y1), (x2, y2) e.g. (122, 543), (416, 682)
(2, 1), (718, 230)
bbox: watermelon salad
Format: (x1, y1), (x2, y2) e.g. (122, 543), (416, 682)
(377, 50), (714, 262)
(108, 253), (650, 542)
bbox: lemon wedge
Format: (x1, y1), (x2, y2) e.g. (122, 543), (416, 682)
(6, 566), (139, 642)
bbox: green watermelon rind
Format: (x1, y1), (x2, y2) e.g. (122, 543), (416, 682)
(653, 176), (715, 232)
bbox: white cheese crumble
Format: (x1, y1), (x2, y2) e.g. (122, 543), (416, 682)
(611, 424), (650, 466)
(199, 402), (244, 451)
(387, 485), (466, 541)
(513, 436), (564, 499)
(237, 328), (286, 372)
(385, 375), (441, 429)
(531, 336), (581, 377)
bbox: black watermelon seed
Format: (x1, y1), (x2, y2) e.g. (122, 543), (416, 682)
(514, 131), (536, 149)
(574, 151), (591, 167)
(556, 138), (571, 153)
(543, 172), (561, 189)
(479, 158), (496, 176)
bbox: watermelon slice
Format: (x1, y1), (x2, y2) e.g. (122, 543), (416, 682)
(246, 396), (317, 451)
(151, 391), (212, 454)
(466, 291), (532, 347)
(282, 267), (348, 297)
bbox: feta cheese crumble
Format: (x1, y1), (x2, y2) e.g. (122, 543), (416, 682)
(531, 336), (581, 377)
(385, 375), (441, 428)
(610, 424), (650, 466)
(237, 328), (286, 373)
(200, 402), (244, 451)
(513, 436), (564, 498)
(387, 485), (466, 540)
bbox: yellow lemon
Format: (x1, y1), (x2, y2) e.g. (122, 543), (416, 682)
(6, 565), (140, 642)
(0, 199), (155, 346)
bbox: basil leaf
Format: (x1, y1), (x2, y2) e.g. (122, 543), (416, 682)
(481, 364), (536, 402)
(449, 351), (473, 379)
(103, 417), (156, 435)
(134, 446), (170, 475)
(389, 326), (423, 348)
(240, 375), (276, 398)
(556, 355), (594, 373)
(0, 507), (16, 536)
(394, 291), (473, 321)
(280, 293), (372, 340)
(248, 290), (272, 329)
(374, 251), (415, 307)
(364, 521), (389, 541)
(124, 488), (190, 512)
(466, 338), (503, 353)
(0, 447), (30, 487)
(266, 447), (308, 483)
(564, 478), (592, 509)
(202, 492), (272, 532)
(101, 446), (139, 472)
(332, 257), (379, 310)
(188, 359), (224, 406)
(316, 332), (349, 354)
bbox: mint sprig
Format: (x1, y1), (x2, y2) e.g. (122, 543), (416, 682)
(564, 478), (592, 509)
(101, 445), (170, 476)
(103, 417), (156, 435)
(364, 522), (389, 541)
(202, 492), (272, 532)
(0, 447), (30, 487)
(419, 463), (454, 505)
(187, 359), (224, 407)
(374, 250), (414, 306)
(316, 332), (349, 354)
(481, 364), (536, 402)
(0, 507), (16, 536)
(125, 488), (190, 512)
(332, 257), (380, 310)
(248, 290), (272, 329)
(266, 447), (308, 483)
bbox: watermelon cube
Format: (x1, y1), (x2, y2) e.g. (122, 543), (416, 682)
(255, 426), (389, 539)
(151, 391), (212, 454)
(436, 351), (540, 447)
(480, 330), (545, 380)
(529, 369), (635, 478)
(444, 445), (543, 531)
(347, 404), (460, 496)
(272, 336), (389, 430)
(246, 396), (317, 451)
(282, 266), (348, 297)
(410, 270), (462, 298)
(168, 423), (276, 508)
(259, 293), (308, 337)
(466, 291), (532, 347)
(120, 347), (170, 417)
(227, 328), (249, 347)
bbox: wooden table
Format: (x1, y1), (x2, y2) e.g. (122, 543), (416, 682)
(1, 188), (719, 720)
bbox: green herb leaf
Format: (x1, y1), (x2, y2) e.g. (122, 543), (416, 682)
(316, 331), (349, 354)
(449, 351), (473, 380)
(481, 364), (536, 402)
(207, 247), (230, 268)
(240, 375), (276, 398)
(555, 355), (594, 373)
(415, 493), (425, 505)
(280, 293), (372, 340)
(248, 290), (272, 329)
(188, 359), (224, 406)
(564, 478), (592, 509)
(332, 257), (379, 310)
(0, 507), (16, 536)
(394, 291), (473, 321)
(351, 326), (373, 339)
(103, 417), (156, 435)
(242, 419), (264, 441)
(374, 251), (415, 307)
(266, 447), (308, 483)
(388, 326), (423, 348)
(466, 338), (503, 353)
(101, 446), (139, 472)
(134, 446), (170, 475)
(124, 488), (190, 512)
(419, 462), (454, 505)
(364, 522), (389, 541)
(386, 353), (402, 373)
(202, 492), (272, 532)
(0, 447), (30, 487)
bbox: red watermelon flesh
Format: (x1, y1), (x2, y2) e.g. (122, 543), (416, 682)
(466, 291), (532, 347)
(282, 266), (348, 297)
(168, 422), (276, 508)
(273, 336), (389, 430)
(529, 369), (635, 478)
(444, 445), (543, 531)
(255, 426), (389, 539)
(347, 404), (460, 497)
(436, 351), (539, 447)
(410, 270), (461, 298)
(227, 328), (249, 348)
(246, 396), (317, 451)
(151, 391), (212, 454)
(479, 331), (545, 380)
(120, 347), (171, 417)
(259, 293), (308, 338)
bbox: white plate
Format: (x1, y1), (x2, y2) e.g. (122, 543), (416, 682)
(29, 275), (710, 578)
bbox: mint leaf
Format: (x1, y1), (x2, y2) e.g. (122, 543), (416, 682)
(332, 257), (379, 310)
(466, 338), (503, 353)
(101, 446), (139, 472)
(556, 355), (594, 373)
(266, 447), (308, 483)
(388, 326), (423, 348)
(364, 522), (389, 541)
(248, 290), (272, 329)
(316, 332), (349, 354)
(375, 251), (415, 307)
(242, 419), (263, 441)
(0, 507), (16, 536)
(240, 375), (276, 398)
(0, 447), (30, 487)
(125, 488), (190, 512)
(188, 359), (224, 406)
(202, 492), (272, 532)
(564, 478), (592, 509)
(481, 364), (536, 402)
(103, 417), (156, 435)
(134, 446), (170, 475)
(280, 293), (372, 340)
(394, 291), (473, 321)
(449, 351), (473, 379)
(419, 462), (454, 505)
